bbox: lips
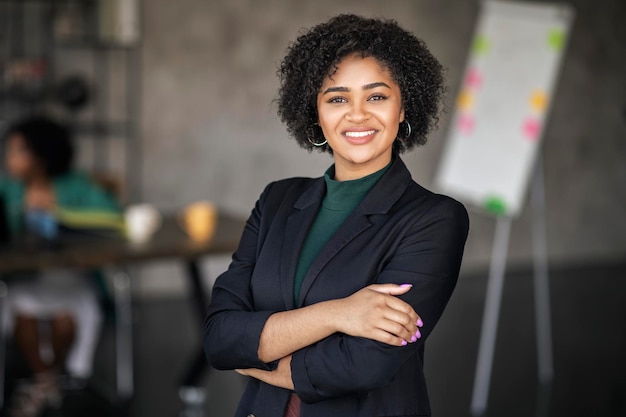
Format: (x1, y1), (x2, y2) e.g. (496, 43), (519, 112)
(342, 129), (378, 144)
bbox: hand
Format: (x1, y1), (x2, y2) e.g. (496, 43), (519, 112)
(333, 284), (423, 347)
(25, 188), (56, 211)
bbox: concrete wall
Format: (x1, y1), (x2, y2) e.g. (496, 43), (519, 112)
(136, 0), (626, 295)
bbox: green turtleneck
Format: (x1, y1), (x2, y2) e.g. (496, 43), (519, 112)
(293, 162), (391, 305)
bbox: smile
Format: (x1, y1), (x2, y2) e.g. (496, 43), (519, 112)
(343, 130), (377, 138)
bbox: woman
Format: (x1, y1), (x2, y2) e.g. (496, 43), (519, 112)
(204, 15), (469, 417)
(0, 116), (121, 416)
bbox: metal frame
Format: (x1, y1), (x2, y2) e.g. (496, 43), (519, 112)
(470, 154), (554, 416)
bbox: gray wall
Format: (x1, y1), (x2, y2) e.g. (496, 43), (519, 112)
(137, 0), (626, 295)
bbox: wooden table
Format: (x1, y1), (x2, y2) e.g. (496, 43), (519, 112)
(0, 213), (245, 273)
(0, 212), (246, 409)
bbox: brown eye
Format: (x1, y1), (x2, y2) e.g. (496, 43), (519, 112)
(368, 94), (387, 101)
(328, 96), (347, 104)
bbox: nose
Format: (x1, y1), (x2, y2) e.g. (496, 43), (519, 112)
(345, 102), (371, 123)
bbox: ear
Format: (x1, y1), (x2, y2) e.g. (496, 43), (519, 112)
(399, 107), (405, 123)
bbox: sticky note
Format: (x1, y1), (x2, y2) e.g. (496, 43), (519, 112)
(484, 196), (507, 216)
(522, 117), (542, 141)
(457, 89), (474, 110)
(465, 68), (483, 89)
(547, 29), (565, 51)
(457, 114), (475, 136)
(473, 35), (490, 55)
(530, 90), (548, 112)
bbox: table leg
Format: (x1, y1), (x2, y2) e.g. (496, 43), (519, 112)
(113, 268), (134, 399)
(179, 259), (210, 413)
(0, 280), (7, 410)
(186, 260), (209, 321)
(181, 259), (210, 386)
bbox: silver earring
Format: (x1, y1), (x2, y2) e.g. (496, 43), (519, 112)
(307, 124), (327, 147)
(397, 120), (412, 141)
(308, 137), (328, 147)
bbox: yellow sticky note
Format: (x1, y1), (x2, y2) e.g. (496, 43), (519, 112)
(457, 89), (474, 110)
(530, 90), (548, 112)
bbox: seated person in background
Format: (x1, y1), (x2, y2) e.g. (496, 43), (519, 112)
(0, 116), (122, 416)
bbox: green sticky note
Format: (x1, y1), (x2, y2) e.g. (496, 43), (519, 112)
(473, 35), (490, 55)
(547, 29), (565, 50)
(483, 196), (507, 216)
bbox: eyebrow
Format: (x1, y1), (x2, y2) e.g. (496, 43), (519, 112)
(323, 82), (391, 94)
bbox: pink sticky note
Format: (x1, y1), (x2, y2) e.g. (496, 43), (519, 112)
(522, 117), (542, 141)
(458, 114), (475, 136)
(465, 68), (483, 89)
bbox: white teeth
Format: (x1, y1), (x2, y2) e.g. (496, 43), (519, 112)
(344, 130), (376, 138)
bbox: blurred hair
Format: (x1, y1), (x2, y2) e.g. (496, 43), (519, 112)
(3, 115), (74, 177)
(277, 14), (446, 154)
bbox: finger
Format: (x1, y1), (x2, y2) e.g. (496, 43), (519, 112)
(382, 309), (416, 333)
(368, 327), (410, 347)
(385, 295), (417, 316)
(378, 316), (416, 342)
(368, 283), (413, 295)
(385, 298), (421, 328)
(375, 319), (423, 345)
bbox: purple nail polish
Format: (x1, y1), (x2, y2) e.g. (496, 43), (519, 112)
(400, 283), (413, 288)
(416, 330), (422, 339)
(401, 340), (408, 346)
(417, 318), (424, 327)
(410, 335), (417, 343)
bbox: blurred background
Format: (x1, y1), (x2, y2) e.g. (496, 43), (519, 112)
(0, 0), (624, 416)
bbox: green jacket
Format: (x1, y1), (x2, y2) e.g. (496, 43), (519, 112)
(0, 171), (121, 237)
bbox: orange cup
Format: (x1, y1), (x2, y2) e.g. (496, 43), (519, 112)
(179, 201), (218, 242)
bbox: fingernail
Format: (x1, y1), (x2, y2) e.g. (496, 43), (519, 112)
(401, 340), (408, 346)
(417, 318), (424, 327)
(416, 330), (422, 339)
(410, 335), (417, 343)
(400, 284), (413, 288)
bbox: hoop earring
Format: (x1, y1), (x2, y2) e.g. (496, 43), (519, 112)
(307, 124), (327, 147)
(397, 120), (412, 141)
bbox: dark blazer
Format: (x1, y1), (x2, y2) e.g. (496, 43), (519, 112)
(204, 156), (469, 417)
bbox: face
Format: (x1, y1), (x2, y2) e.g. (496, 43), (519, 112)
(5, 134), (38, 180)
(317, 54), (404, 180)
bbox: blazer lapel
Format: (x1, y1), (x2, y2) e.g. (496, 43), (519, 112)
(297, 208), (372, 306)
(297, 155), (413, 307)
(279, 179), (325, 310)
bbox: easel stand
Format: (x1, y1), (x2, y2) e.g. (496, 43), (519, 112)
(470, 154), (554, 416)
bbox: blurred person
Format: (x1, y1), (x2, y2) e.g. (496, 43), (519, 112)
(204, 15), (469, 417)
(0, 116), (121, 416)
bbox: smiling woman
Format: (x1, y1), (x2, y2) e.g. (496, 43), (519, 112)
(317, 55), (405, 180)
(204, 14), (469, 417)
(277, 14), (445, 156)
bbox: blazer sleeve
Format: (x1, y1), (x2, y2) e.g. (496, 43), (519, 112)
(290, 197), (469, 403)
(203, 182), (280, 371)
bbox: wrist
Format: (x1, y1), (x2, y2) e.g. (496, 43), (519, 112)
(320, 299), (344, 333)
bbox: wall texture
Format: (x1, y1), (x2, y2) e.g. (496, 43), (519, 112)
(137, 0), (626, 295)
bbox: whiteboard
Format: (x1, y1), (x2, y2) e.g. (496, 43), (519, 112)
(434, 1), (574, 217)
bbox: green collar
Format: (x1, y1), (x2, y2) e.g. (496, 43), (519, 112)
(322, 161), (391, 211)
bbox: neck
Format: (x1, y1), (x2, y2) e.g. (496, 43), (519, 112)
(333, 155), (392, 182)
(25, 172), (51, 188)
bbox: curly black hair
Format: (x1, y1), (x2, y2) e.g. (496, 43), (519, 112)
(277, 14), (445, 154)
(3, 116), (74, 177)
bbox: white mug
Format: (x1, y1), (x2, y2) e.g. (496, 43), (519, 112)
(125, 204), (162, 244)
